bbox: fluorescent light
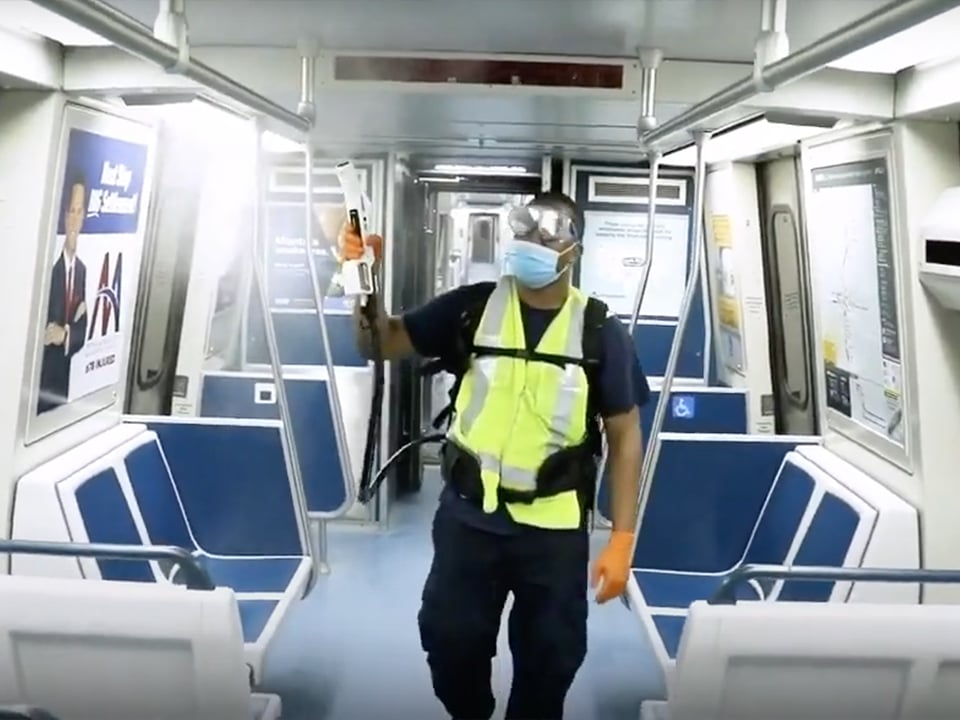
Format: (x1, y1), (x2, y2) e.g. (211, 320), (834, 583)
(261, 130), (304, 153)
(433, 164), (529, 176)
(0, 1), (109, 46)
(663, 118), (829, 166)
(828, 7), (960, 74)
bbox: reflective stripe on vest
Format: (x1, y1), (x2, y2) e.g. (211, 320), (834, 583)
(448, 277), (590, 530)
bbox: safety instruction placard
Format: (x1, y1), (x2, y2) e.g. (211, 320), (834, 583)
(579, 210), (690, 318)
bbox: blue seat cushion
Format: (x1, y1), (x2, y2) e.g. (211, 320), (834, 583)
(200, 556), (304, 594)
(633, 569), (761, 609)
(238, 599), (279, 644)
(651, 614), (686, 660)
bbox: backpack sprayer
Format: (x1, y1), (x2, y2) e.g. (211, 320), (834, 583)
(335, 160), (385, 503)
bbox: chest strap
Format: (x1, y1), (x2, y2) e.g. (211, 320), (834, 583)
(470, 344), (600, 370)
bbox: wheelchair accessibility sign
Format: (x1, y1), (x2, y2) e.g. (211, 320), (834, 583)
(671, 395), (696, 420)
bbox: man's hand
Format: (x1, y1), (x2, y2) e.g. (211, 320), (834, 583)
(338, 221), (383, 263)
(44, 323), (66, 346)
(590, 530), (634, 604)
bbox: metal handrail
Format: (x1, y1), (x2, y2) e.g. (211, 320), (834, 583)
(641, 0), (960, 151)
(248, 118), (315, 577)
(710, 563), (960, 604)
(31, 0), (310, 134)
(0, 539), (214, 591)
(630, 132), (710, 546)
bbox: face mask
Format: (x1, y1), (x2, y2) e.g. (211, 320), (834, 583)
(501, 239), (574, 289)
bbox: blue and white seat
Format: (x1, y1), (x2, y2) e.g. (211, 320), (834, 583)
(627, 446), (920, 668)
(641, 597), (960, 720)
(11, 422), (312, 683)
(0, 573), (281, 720)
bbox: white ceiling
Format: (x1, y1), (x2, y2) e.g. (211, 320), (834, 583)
(93, 0), (892, 61)
(8, 0), (960, 157)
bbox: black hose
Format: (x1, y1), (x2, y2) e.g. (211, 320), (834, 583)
(363, 433), (446, 501)
(354, 210), (384, 504)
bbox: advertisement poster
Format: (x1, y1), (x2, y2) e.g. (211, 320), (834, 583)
(266, 202), (353, 314)
(33, 107), (152, 428)
(711, 213), (745, 374)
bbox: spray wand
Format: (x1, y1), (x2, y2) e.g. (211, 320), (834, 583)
(335, 160), (384, 504)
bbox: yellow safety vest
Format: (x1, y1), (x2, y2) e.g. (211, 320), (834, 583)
(448, 277), (592, 530)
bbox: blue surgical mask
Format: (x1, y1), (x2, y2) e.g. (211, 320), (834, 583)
(501, 238), (573, 289)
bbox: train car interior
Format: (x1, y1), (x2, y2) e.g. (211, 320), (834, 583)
(4, 0), (960, 718)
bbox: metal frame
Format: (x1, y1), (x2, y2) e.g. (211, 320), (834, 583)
(799, 125), (916, 473)
(0, 538), (214, 591)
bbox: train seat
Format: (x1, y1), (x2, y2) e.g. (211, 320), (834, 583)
(0, 573), (281, 720)
(10, 422), (311, 683)
(642, 598), (960, 720)
(796, 444), (920, 602)
(628, 448), (898, 667)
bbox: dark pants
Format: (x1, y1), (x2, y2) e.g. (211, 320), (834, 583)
(418, 503), (589, 720)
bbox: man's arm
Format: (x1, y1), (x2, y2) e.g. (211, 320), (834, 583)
(353, 297), (415, 361)
(341, 225), (493, 362)
(603, 408), (643, 532)
(596, 316), (651, 530)
(590, 316), (651, 603)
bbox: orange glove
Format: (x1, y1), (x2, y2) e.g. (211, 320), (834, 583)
(591, 530), (634, 604)
(337, 221), (383, 263)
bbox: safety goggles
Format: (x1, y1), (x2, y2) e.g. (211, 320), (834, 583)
(507, 205), (579, 245)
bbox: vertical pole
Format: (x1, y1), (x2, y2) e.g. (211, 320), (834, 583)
(631, 131), (710, 544)
(297, 46), (356, 567)
(593, 151), (661, 530)
(249, 118), (317, 575)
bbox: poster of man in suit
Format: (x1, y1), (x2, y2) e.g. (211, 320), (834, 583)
(37, 175), (89, 414)
(34, 121), (150, 418)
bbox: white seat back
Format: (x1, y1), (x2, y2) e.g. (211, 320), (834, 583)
(669, 600), (960, 720)
(0, 575), (250, 720)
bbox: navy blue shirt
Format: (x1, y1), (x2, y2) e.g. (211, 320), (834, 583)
(403, 281), (650, 534)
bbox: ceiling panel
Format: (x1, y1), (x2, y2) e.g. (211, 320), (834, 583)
(103, 0), (890, 62)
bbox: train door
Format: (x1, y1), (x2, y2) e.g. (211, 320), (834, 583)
(757, 156), (819, 435)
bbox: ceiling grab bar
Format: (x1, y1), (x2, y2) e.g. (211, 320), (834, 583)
(710, 563), (960, 605)
(592, 150), (660, 531)
(639, 0), (960, 152)
(296, 47), (355, 569)
(247, 117), (317, 580)
(630, 132), (710, 554)
(31, 0), (310, 136)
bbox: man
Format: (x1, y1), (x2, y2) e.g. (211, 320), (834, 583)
(342, 191), (649, 720)
(38, 174), (88, 414)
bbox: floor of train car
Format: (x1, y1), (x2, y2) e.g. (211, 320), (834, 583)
(261, 467), (663, 719)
